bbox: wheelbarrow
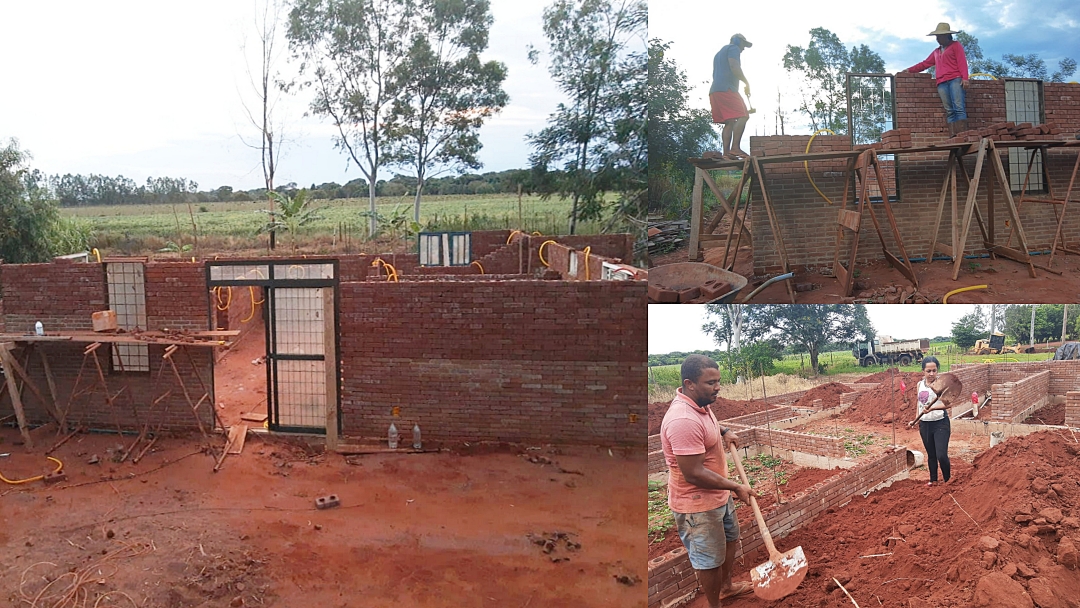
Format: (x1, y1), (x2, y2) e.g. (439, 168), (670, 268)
(648, 263), (747, 303)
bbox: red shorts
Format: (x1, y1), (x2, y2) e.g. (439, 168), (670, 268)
(710, 91), (748, 123)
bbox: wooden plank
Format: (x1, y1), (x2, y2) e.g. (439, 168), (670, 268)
(688, 168), (705, 261)
(1, 346), (61, 424)
(837, 209), (861, 232)
(38, 349), (61, 426)
(934, 242), (954, 258)
(751, 156), (796, 303)
(240, 411), (268, 423)
(0, 349), (33, 450)
(953, 139), (988, 280)
(927, 150), (956, 263)
(701, 167), (753, 242)
(227, 424), (248, 454)
(987, 140), (1037, 278)
(324, 287), (339, 451)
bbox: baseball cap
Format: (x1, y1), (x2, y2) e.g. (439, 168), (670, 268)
(731, 33), (752, 47)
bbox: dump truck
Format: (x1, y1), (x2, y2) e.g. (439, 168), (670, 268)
(852, 337), (930, 367)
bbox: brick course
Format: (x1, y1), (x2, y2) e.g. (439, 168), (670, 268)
(1066, 391), (1080, 428)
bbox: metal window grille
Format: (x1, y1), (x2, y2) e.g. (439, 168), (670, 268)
(846, 73), (899, 203)
(1004, 79), (1046, 192)
(106, 262), (149, 372)
(418, 232), (471, 266)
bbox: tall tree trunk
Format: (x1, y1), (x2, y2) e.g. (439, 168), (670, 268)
(368, 179), (378, 238)
(413, 168), (425, 224)
(809, 347), (819, 376)
(1063, 304), (1069, 343)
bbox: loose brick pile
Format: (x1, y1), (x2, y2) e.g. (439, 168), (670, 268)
(942, 121), (1067, 145)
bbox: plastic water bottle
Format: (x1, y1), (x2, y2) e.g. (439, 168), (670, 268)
(412, 424), (422, 450)
(388, 423), (399, 449)
(34, 321), (44, 336)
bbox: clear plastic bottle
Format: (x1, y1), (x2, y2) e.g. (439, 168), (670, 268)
(35, 321), (44, 336)
(412, 424), (422, 450)
(388, 422), (399, 449)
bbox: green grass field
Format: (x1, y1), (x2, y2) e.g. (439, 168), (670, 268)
(648, 342), (1055, 388)
(62, 193), (603, 247)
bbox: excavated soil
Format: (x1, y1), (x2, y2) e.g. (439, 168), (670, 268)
(1024, 402), (1067, 426)
(698, 430), (1080, 608)
(648, 398), (779, 435)
(843, 373), (925, 424)
(648, 465), (841, 561)
(855, 368), (905, 384)
(791, 382), (854, 408)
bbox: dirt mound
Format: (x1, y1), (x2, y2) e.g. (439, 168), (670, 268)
(648, 397), (779, 435)
(843, 372), (925, 424)
(792, 382), (854, 408)
(1024, 402), (1066, 426)
(721, 430), (1080, 608)
(855, 367), (904, 384)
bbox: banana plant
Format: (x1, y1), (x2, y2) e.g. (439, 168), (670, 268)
(256, 189), (323, 250)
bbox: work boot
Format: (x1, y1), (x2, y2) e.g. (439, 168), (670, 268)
(955, 119), (968, 135)
(947, 121), (957, 138)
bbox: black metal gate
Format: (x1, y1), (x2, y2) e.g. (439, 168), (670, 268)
(206, 260), (340, 434)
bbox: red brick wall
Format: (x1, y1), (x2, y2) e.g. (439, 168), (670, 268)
(954, 360), (1080, 397)
(0, 260), (214, 432)
(1066, 391), (1080, 428)
(337, 279), (647, 445)
(648, 448), (910, 608)
(991, 369), (1050, 422)
(0, 262), (107, 333)
(727, 422), (846, 458)
(471, 230), (513, 258)
(747, 75), (1080, 273)
(720, 406), (796, 427)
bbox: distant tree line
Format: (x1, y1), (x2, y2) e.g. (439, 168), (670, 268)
(47, 167), (556, 207)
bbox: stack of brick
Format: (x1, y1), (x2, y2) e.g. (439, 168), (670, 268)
(1066, 391), (1080, 428)
(879, 128), (913, 149)
(943, 121), (1066, 144)
(648, 279), (732, 304)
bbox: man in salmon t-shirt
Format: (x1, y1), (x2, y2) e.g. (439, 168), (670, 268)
(661, 355), (756, 606)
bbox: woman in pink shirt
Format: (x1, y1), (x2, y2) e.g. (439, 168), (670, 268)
(901, 23), (970, 136)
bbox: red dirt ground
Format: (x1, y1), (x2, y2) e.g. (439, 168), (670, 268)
(651, 238), (1080, 304)
(791, 382), (854, 408)
(855, 368), (904, 384)
(1024, 402), (1067, 426)
(649, 398), (780, 435)
(648, 465), (841, 561)
(213, 322), (269, 430)
(705, 430), (1080, 608)
(0, 427), (644, 607)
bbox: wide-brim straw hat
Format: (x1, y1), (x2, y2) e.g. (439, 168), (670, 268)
(927, 22), (958, 36)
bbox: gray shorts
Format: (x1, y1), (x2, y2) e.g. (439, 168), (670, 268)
(673, 495), (741, 570)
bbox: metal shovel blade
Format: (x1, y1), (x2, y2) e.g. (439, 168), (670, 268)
(750, 544), (808, 601)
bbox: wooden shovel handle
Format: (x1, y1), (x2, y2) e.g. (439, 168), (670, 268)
(728, 442), (783, 561)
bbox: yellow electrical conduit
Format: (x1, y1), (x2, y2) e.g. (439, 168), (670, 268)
(371, 258), (399, 282)
(582, 246), (591, 280)
(1, 455), (63, 485)
(471, 260), (484, 274)
(507, 230), (522, 244)
(538, 240), (557, 267)
(213, 286), (233, 311)
(92, 248), (101, 263)
(942, 284), (988, 304)
(242, 287), (265, 323)
(806, 128), (837, 205)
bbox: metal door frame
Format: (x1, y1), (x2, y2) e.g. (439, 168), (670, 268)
(205, 259), (340, 435)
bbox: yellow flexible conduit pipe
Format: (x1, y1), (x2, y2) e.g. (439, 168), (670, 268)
(471, 260), (484, 274)
(806, 128), (837, 205)
(213, 286), (233, 311)
(371, 258), (399, 282)
(531, 231), (542, 236)
(506, 230), (522, 244)
(241, 286), (265, 323)
(92, 248), (101, 263)
(538, 240), (557, 267)
(582, 246), (591, 280)
(1, 456), (63, 485)
(942, 284), (988, 304)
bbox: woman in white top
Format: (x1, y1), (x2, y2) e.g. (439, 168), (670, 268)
(911, 356), (951, 485)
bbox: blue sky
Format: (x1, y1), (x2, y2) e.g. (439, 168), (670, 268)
(0, 0), (570, 191)
(648, 305), (979, 355)
(649, 0), (1080, 149)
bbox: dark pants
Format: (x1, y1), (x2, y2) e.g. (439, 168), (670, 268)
(919, 417), (951, 482)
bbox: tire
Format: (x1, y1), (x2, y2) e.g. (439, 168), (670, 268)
(899, 355), (912, 366)
(862, 357), (876, 367)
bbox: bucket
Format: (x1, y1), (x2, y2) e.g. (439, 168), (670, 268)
(906, 449), (925, 468)
(990, 431), (1005, 447)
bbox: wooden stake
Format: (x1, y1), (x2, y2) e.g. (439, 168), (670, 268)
(0, 345), (33, 450)
(833, 578), (860, 608)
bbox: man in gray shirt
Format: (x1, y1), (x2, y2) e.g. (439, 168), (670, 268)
(710, 34), (752, 160)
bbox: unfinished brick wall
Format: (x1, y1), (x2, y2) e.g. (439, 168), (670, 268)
(948, 363), (991, 398)
(0, 260), (213, 432)
(648, 448), (910, 608)
(727, 422), (845, 458)
(337, 279), (646, 445)
(1066, 391), (1080, 427)
(991, 369), (1051, 422)
(954, 360), (1080, 397)
(0, 262), (107, 333)
(747, 74), (1080, 273)
(720, 406), (796, 427)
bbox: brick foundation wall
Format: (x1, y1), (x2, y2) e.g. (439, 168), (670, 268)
(337, 279), (647, 445)
(720, 406), (796, 427)
(727, 422), (844, 458)
(648, 448), (666, 476)
(991, 369), (1050, 422)
(953, 361), (1080, 397)
(1066, 391), (1080, 428)
(947, 363), (991, 398)
(648, 448), (910, 608)
(747, 74), (1080, 273)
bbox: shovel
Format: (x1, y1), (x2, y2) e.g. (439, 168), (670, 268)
(728, 442), (808, 600)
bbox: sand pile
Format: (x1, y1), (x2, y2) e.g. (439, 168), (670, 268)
(843, 372), (925, 424)
(792, 382), (854, 408)
(722, 430), (1080, 608)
